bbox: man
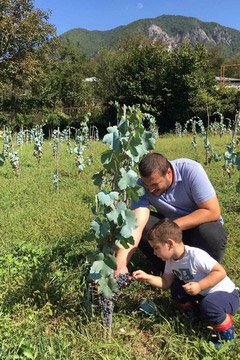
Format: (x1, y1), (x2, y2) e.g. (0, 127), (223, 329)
(116, 153), (227, 275)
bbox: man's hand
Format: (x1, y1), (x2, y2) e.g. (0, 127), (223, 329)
(132, 270), (149, 281)
(182, 282), (201, 295)
(115, 265), (129, 277)
(115, 207), (150, 275)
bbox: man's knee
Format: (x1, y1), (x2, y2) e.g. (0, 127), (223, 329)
(183, 222), (227, 262)
(141, 212), (163, 241)
(198, 222), (227, 261)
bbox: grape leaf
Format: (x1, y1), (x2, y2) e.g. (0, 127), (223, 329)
(104, 254), (117, 270)
(99, 277), (118, 299)
(120, 209), (137, 238)
(90, 259), (112, 277)
(92, 170), (104, 187)
(118, 168), (137, 190)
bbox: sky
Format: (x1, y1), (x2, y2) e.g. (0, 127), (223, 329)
(34, 0), (240, 35)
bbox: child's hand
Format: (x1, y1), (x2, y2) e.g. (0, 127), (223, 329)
(132, 270), (149, 281)
(182, 282), (201, 295)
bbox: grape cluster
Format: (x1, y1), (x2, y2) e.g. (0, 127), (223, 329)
(116, 272), (130, 289)
(99, 273), (133, 327)
(113, 272), (133, 301)
(98, 296), (114, 327)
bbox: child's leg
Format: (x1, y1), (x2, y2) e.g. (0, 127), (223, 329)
(199, 290), (239, 325)
(199, 289), (239, 348)
(171, 278), (196, 304)
(211, 314), (235, 349)
(171, 279), (199, 318)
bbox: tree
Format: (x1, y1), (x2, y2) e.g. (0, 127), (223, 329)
(93, 48), (125, 104)
(0, 0), (56, 123)
(188, 88), (220, 120)
(213, 86), (240, 118)
(222, 53), (240, 79)
(93, 38), (218, 131)
(163, 42), (216, 127)
(93, 36), (169, 122)
(116, 36), (168, 110)
(207, 45), (224, 75)
(39, 42), (91, 109)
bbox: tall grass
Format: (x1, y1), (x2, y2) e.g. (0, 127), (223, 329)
(0, 134), (239, 359)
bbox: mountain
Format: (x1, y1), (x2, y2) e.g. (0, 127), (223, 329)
(60, 15), (240, 58)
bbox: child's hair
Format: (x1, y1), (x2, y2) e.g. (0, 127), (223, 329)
(147, 218), (182, 244)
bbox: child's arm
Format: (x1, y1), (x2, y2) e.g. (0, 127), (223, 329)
(132, 270), (174, 290)
(182, 263), (226, 295)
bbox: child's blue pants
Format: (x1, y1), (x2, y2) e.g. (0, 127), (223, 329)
(171, 278), (239, 325)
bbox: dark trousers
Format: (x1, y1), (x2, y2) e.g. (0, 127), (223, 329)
(171, 279), (239, 325)
(138, 211), (227, 274)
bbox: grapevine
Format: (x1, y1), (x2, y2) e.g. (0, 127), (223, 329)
(60, 126), (74, 154)
(144, 113), (158, 140)
(87, 104), (156, 336)
(50, 129), (59, 159)
(211, 112), (227, 137)
(74, 115), (93, 175)
(183, 117), (201, 148)
(0, 130), (5, 167)
(74, 130), (86, 174)
(50, 129), (60, 191)
(201, 106), (222, 164)
(90, 125), (99, 142)
(2, 130), (12, 156)
(33, 125), (44, 167)
(183, 115), (222, 164)
(223, 111), (240, 185)
(175, 122), (182, 137)
(17, 130), (24, 147)
(218, 113), (227, 138)
(2, 130), (21, 176)
(8, 151), (20, 176)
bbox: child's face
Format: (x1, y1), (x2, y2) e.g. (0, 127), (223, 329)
(150, 240), (172, 261)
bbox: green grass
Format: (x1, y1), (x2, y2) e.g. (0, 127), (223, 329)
(0, 134), (239, 359)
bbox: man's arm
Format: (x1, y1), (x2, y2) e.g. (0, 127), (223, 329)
(133, 270), (174, 290)
(182, 263), (226, 295)
(174, 195), (221, 231)
(115, 207), (150, 275)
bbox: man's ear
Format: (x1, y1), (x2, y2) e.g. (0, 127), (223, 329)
(167, 167), (172, 175)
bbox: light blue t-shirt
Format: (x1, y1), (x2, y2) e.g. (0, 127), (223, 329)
(131, 158), (223, 223)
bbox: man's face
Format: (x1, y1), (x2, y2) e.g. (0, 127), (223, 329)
(141, 169), (172, 196)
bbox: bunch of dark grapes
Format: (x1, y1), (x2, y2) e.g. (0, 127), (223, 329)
(112, 272), (131, 301)
(99, 273), (133, 327)
(116, 272), (131, 289)
(98, 296), (114, 327)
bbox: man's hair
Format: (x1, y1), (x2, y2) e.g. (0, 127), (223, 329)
(147, 218), (182, 244)
(139, 153), (170, 177)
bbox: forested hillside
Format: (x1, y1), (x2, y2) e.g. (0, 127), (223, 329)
(60, 15), (240, 58)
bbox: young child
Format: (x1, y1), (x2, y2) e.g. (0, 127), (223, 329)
(133, 218), (239, 348)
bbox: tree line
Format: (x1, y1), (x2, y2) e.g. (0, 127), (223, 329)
(1, 0), (240, 133)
